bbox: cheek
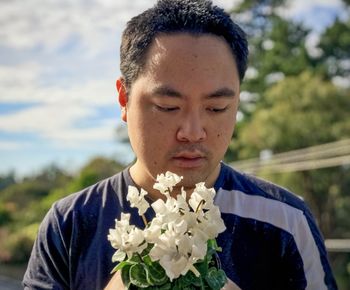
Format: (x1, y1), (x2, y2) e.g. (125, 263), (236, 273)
(210, 121), (235, 147)
(214, 131), (232, 146)
(211, 116), (235, 137)
(147, 117), (169, 135)
(134, 115), (174, 146)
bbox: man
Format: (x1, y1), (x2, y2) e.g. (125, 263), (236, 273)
(23, 0), (337, 289)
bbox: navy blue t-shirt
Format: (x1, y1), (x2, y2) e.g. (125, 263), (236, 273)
(23, 163), (337, 289)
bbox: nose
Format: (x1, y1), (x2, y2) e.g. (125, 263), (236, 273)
(176, 111), (207, 142)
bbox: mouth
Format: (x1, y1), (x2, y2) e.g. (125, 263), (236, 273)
(172, 151), (206, 168)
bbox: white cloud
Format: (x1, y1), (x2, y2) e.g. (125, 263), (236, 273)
(0, 140), (31, 150)
(0, 0), (344, 54)
(0, 61), (117, 105)
(281, 0), (343, 17)
(0, 0), (243, 51)
(0, 102), (120, 146)
(277, 0), (344, 30)
(0, 0), (154, 53)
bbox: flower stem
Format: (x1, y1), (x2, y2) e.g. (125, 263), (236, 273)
(141, 214), (148, 227)
(195, 199), (205, 213)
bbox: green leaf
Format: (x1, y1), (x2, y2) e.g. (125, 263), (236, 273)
(130, 264), (149, 288)
(195, 259), (208, 277)
(142, 255), (154, 266)
(181, 270), (201, 287)
(111, 260), (135, 274)
(156, 283), (172, 290)
(130, 253), (143, 263)
(121, 264), (132, 288)
(206, 239), (222, 259)
(145, 261), (168, 285)
(205, 268), (227, 290)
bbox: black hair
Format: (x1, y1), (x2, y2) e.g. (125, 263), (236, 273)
(120, 0), (248, 89)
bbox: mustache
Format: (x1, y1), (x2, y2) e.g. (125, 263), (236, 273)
(170, 144), (210, 157)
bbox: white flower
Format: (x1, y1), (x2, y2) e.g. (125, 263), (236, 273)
(150, 227), (206, 280)
(108, 171), (227, 285)
(143, 218), (162, 242)
(203, 206), (226, 238)
(127, 185), (150, 215)
(189, 182), (216, 212)
(159, 253), (188, 281)
(107, 213), (147, 260)
(153, 171), (183, 196)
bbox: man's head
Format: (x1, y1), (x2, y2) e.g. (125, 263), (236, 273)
(117, 0), (248, 197)
(120, 0), (248, 91)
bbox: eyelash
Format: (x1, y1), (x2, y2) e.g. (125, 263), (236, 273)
(155, 105), (228, 113)
(207, 107), (227, 113)
(155, 105), (178, 112)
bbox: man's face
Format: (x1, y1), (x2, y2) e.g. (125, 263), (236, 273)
(119, 33), (240, 193)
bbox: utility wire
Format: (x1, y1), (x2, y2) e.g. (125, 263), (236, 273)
(230, 139), (350, 173)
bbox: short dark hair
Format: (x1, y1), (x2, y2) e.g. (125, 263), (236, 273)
(120, 0), (248, 89)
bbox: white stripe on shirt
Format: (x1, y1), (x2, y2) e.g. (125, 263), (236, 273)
(215, 188), (327, 290)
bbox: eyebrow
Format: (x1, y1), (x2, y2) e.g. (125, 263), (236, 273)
(208, 87), (236, 99)
(151, 85), (236, 99)
(152, 86), (182, 98)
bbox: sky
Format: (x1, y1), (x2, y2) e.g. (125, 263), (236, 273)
(0, 0), (346, 178)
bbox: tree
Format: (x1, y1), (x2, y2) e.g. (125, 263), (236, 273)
(0, 157), (126, 264)
(317, 18), (350, 80)
(227, 0), (350, 288)
(232, 72), (350, 159)
(0, 172), (16, 191)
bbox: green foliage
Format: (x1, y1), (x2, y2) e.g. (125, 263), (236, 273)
(227, 1), (350, 288)
(233, 7), (313, 121)
(233, 72), (350, 159)
(0, 156), (126, 265)
(0, 172), (16, 191)
(0, 203), (12, 226)
(0, 223), (39, 263)
(69, 156), (125, 192)
(115, 240), (226, 290)
(318, 18), (350, 78)
(0, 165), (71, 207)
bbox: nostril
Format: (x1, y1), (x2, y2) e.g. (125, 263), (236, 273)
(176, 112), (207, 142)
(176, 124), (206, 142)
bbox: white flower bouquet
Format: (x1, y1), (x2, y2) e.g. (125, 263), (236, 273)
(108, 172), (227, 289)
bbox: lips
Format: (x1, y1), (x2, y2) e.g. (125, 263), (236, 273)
(172, 151), (206, 168)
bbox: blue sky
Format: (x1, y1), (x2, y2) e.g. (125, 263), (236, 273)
(0, 0), (346, 177)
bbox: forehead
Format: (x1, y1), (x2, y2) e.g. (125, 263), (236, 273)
(130, 33), (240, 98)
(138, 33), (238, 84)
(140, 33), (239, 82)
(144, 32), (236, 67)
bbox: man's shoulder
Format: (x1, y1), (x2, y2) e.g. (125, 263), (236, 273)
(49, 168), (131, 221)
(217, 162), (307, 211)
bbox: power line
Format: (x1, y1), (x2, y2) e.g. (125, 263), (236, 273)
(230, 139), (350, 173)
(232, 139), (350, 168)
(325, 239), (350, 252)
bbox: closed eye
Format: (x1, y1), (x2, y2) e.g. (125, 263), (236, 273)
(155, 105), (179, 112)
(207, 107), (228, 113)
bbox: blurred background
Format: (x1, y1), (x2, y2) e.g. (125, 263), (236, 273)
(0, 0), (349, 289)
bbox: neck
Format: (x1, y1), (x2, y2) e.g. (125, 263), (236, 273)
(128, 161), (221, 201)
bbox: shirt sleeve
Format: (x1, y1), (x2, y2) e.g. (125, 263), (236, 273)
(300, 208), (338, 290)
(22, 204), (70, 290)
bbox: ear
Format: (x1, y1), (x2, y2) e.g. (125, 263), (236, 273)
(116, 78), (128, 122)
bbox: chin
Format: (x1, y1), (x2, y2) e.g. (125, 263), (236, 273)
(179, 174), (208, 188)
